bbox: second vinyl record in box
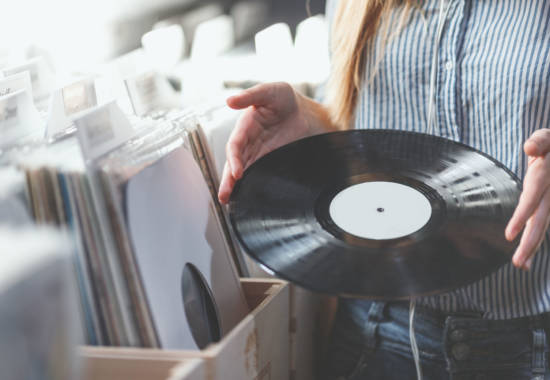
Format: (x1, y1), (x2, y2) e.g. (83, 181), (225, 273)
(229, 130), (522, 299)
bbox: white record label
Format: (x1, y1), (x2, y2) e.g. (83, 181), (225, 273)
(329, 181), (432, 240)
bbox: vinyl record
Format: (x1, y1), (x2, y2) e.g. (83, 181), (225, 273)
(229, 130), (522, 299)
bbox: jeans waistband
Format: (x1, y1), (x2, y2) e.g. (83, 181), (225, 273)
(381, 300), (550, 331)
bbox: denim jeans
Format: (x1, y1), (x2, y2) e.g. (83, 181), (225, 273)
(323, 299), (550, 380)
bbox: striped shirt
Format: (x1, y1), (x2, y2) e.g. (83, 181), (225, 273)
(326, 0), (550, 319)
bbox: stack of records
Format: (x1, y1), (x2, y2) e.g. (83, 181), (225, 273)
(189, 104), (268, 277)
(92, 115), (248, 349)
(2, 104), (249, 350)
(1, 53), (251, 350)
(5, 137), (116, 345)
(183, 107), (249, 277)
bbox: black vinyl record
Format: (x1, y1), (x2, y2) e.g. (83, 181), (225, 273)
(229, 130), (522, 299)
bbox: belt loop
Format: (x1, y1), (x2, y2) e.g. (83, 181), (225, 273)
(542, 313), (550, 372)
(367, 301), (386, 322)
(531, 326), (546, 375)
(364, 301), (387, 353)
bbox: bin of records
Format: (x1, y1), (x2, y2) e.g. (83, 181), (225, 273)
(3, 101), (250, 351)
(74, 103), (249, 349)
(0, 76), (307, 379)
(82, 352), (205, 380)
(82, 278), (290, 380)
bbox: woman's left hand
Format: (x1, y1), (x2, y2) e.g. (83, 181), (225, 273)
(505, 129), (550, 270)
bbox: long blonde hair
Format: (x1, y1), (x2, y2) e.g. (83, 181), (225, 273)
(326, 0), (416, 129)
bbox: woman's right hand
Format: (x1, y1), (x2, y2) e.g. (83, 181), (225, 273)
(218, 82), (332, 204)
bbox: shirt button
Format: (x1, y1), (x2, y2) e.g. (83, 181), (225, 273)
(445, 61), (453, 71)
(452, 343), (470, 360)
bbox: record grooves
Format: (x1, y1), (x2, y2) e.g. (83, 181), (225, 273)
(229, 130), (522, 299)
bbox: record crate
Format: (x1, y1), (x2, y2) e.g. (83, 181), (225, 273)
(81, 278), (291, 380)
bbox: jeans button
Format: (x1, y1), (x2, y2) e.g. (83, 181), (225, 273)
(452, 343), (470, 360)
(450, 329), (466, 342)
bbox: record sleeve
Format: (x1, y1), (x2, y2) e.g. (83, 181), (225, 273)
(96, 119), (248, 349)
(121, 144), (248, 349)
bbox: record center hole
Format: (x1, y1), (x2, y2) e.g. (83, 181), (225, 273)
(377, 207), (385, 213)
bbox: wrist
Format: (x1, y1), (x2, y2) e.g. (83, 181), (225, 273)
(296, 92), (337, 136)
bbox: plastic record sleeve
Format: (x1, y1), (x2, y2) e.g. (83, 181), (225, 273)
(229, 130), (522, 299)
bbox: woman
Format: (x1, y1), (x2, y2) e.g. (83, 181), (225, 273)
(219, 1), (550, 379)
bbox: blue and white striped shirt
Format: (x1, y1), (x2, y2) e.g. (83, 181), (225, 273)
(327, 0), (550, 319)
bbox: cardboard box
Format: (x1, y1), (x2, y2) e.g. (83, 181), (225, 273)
(81, 279), (289, 380)
(82, 352), (204, 380)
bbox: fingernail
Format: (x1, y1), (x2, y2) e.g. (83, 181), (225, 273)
(512, 254), (524, 268)
(505, 229), (511, 241)
(523, 256), (534, 271)
(505, 224), (512, 236)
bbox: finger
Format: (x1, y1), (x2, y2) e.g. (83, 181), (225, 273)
(218, 162), (236, 204)
(226, 111), (264, 178)
(226, 83), (276, 109)
(524, 129), (550, 157)
(512, 187), (550, 269)
(226, 139), (244, 179)
(226, 125), (255, 179)
(516, 212), (550, 271)
(505, 156), (550, 240)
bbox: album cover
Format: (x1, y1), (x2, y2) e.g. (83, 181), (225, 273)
(119, 144), (248, 349)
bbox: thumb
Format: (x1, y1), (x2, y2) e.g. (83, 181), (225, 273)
(227, 83), (276, 110)
(524, 129), (550, 157)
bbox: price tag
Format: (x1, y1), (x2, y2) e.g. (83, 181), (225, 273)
(0, 89), (43, 148)
(74, 101), (135, 161)
(0, 93), (20, 135)
(0, 72), (33, 99)
(46, 78), (98, 139)
(124, 71), (177, 116)
(62, 78), (97, 116)
(3, 57), (55, 107)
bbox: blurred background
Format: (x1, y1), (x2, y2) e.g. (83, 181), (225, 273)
(1, 0), (331, 110)
(1, 0), (327, 77)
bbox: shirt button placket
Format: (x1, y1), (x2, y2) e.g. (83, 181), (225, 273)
(441, 0), (462, 141)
